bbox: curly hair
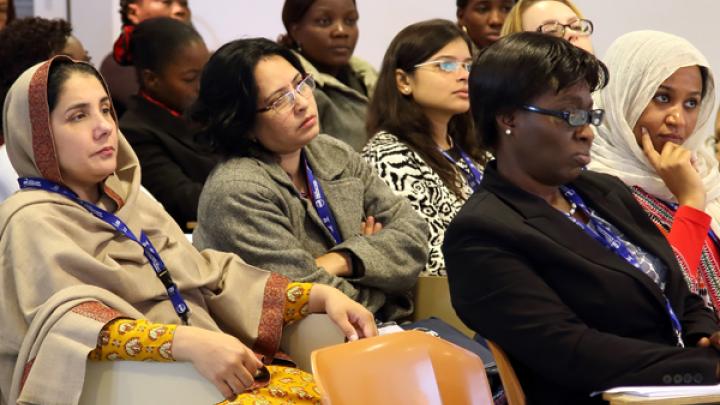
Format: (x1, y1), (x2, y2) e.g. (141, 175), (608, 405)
(119, 0), (138, 26)
(0, 17), (73, 136)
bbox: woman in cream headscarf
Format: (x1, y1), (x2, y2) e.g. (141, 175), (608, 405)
(0, 55), (375, 405)
(591, 30), (720, 314)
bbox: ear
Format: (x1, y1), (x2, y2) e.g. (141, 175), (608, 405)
(496, 111), (516, 134)
(141, 69), (160, 91)
(395, 68), (412, 96)
(457, 7), (465, 22)
(289, 23), (301, 44)
(126, 3), (142, 25)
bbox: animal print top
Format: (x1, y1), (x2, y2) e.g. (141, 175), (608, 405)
(362, 132), (480, 276)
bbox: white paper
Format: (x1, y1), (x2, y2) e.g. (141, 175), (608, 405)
(604, 384), (720, 398)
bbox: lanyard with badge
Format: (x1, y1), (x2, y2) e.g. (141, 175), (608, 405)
(438, 146), (483, 191)
(18, 177), (190, 324)
(560, 185), (684, 347)
(301, 151), (343, 244)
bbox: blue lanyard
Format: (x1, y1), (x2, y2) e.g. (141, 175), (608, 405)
(18, 177), (190, 325)
(560, 185), (684, 347)
(438, 146), (483, 191)
(302, 152), (342, 244)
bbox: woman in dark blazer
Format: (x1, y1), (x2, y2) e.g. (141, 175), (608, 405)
(119, 17), (216, 231)
(443, 32), (720, 404)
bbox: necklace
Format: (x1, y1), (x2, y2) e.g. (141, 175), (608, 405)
(567, 202), (577, 216)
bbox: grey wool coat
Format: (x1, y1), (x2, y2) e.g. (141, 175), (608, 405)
(193, 135), (429, 321)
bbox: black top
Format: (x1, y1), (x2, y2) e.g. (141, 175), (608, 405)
(120, 95), (219, 231)
(443, 161), (720, 404)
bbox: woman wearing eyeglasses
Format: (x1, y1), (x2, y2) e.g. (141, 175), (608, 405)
(444, 32), (720, 404)
(590, 31), (720, 315)
(501, 0), (593, 53)
(362, 19), (486, 276)
(190, 38), (428, 322)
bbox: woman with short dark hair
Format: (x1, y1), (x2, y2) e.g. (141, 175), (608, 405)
(445, 32), (720, 404)
(191, 38), (428, 322)
(277, 0), (376, 151)
(119, 17), (216, 232)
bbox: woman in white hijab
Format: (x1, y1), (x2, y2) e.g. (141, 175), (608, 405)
(591, 30), (720, 314)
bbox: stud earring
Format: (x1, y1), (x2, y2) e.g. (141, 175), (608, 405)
(505, 128), (512, 135)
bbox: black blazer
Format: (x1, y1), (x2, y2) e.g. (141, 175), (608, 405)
(443, 162), (720, 404)
(120, 96), (219, 231)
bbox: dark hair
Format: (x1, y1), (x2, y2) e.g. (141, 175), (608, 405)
(5, 0), (15, 25)
(47, 59), (106, 113)
(470, 32), (608, 151)
(279, 0), (356, 49)
(119, 0), (138, 26)
(130, 17), (202, 80)
(456, 0), (516, 9)
(190, 38), (306, 158)
(366, 19), (485, 198)
(0, 17), (73, 135)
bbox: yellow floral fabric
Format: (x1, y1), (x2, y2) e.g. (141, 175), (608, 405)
(221, 366), (321, 405)
(284, 282), (312, 324)
(89, 318), (176, 361)
(90, 283), (319, 403)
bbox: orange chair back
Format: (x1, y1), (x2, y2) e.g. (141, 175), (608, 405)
(487, 340), (526, 405)
(311, 330), (494, 405)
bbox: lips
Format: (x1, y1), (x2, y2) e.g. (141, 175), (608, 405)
(329, 46), (352, 56)
(656, 134), (685, 144)
(454, 88), (469, 98)
(299, 115), (317, 130)
(573, 152), (591, 166)
(93, 146), (115, 157)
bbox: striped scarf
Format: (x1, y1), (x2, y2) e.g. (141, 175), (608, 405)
(632, 186), (720, 314)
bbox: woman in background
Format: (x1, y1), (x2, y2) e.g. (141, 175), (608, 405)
(278, 0), (376, 151)
(363, 19), (485, 276)
(456, 0), (514, 51)
(501, 0), (593, 53)
(120, 17), (217, 232)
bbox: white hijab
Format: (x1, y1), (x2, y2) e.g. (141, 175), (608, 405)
(590, 30), (720, 233)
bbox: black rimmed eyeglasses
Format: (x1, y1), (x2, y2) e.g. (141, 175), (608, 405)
(522, 105), (604, 127)
(536, 19), (594, 38)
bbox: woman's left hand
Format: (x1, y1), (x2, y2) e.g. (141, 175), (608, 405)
(307, 284), (378, 341)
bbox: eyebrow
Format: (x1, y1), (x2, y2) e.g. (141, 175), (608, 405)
(428, 55), (472, 61)
(556, 94), (592, 108)
(657, 84), (702, 96)
(264, 73), (303, 103)
(540, 16), (579, 26)
(64, 97), (111, 114)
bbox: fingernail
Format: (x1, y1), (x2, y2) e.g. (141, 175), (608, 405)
(349, 333), (359, 341)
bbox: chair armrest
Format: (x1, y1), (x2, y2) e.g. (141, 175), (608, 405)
(280, 313), (345, 371)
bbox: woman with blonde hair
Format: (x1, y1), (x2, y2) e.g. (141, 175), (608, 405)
(501, 0), (593, 53)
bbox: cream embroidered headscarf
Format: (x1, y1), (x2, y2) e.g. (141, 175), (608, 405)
(590, 30), (720, 232)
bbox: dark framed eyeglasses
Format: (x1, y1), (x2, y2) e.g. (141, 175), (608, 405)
(414, 58), (472, 73)
(522, 104), (604, 127)
(536, 19), (594, 38)
(257, 74), (316, 114)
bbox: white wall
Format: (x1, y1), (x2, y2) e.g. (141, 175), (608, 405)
(34, 0), (720, 94)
